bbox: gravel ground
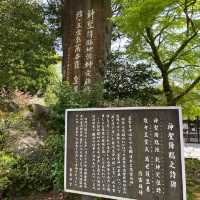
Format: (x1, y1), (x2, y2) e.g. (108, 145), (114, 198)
(184, 143), (200, 160)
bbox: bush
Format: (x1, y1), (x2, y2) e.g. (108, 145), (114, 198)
(186, 158), (200, 197)
(0, 111), (29, 152)
(45, 134), (64, 190)
(1, 148), (53, 198)
(46, 81), (104, 134)
(0, 152), (18, 193)
(0, 82), (105, 197)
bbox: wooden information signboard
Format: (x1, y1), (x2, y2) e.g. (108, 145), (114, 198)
(64, 107), (186, 200)
(63, 0), (111, 90)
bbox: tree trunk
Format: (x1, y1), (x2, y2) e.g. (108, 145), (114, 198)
(162, 70), (175, 106)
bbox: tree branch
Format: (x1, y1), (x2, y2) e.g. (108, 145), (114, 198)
(154, 23), (171, 40)
(165, 32), (197, 67)
(145, 27), (164, 71)
(168, 64), (199, 74)
(183, 0), (197, 33)
(173, 75), (200, 102)
(154, 13), (177, 41)
(168, 66), (189, 74)
(178, 44), (200, 58)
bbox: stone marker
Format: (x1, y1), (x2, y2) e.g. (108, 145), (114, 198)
(64, 107), (186, 200)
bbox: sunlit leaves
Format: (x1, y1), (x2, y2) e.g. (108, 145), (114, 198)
(113, 0), (200, 115)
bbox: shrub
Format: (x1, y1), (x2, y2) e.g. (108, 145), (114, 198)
(46, 81), (104, 134)
(186, 158), (200, 196)
(0, 112), (29, 151)
(1, 148), (53, 198)
(0, 152), (19, 192)
(45, 134), (64, 190)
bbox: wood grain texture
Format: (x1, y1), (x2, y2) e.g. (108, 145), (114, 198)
(63, 0), (111, 89)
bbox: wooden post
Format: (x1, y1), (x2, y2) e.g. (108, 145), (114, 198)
(81, 195), (95, 200)
(63, 0), (111, 90)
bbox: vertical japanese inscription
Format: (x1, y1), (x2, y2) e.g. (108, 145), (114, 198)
(63, 0), (111, 89)
(73, 11), (83, 90)
(65, 108), (185, 200)
(84, 9), (95, 89)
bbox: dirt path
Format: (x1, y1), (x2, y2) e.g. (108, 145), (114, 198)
(17, 192), (64, 200)
(195, 193), (200, 200)
(17, 192), (82, 200)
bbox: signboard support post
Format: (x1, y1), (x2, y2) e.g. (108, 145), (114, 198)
(81, 195), (95, 200)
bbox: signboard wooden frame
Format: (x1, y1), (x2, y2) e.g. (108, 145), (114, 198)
(64, 107), (186, 200)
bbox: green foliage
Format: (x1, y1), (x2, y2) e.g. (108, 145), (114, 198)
(186, 159), (200, 194)
(0, 80), (105, 196)
(0, 152), (18, 192)
(178, 90), (200, 120)
(45, 134), (64, 190)
(44, 0), (64, 39)
(0, 109), (53, 198)
(104, 52), (159, 105)
(47, 81), (104, 133)
(0, 0), (58, 94)
(159, 85), (200, 119)
(113, 0), (200, 109)
(0, 111), (30, 151)
(0, 149), (53, 198)
(14, 149), (53, 193)
(114, 0), (174, 43)
(0, 111), (29, 132)
(187, 191), (195, 200)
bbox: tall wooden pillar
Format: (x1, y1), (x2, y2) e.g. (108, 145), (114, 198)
(63, 0), (111, 90)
